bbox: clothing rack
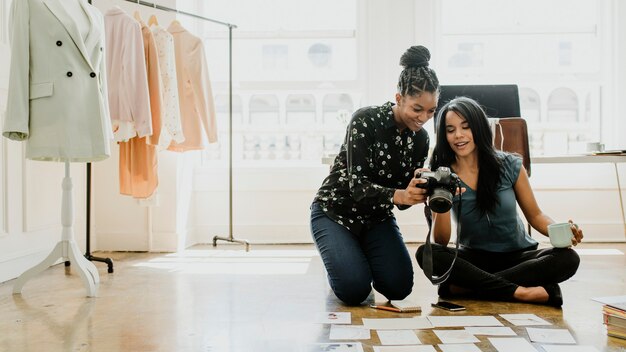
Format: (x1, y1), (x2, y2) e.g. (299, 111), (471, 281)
(85, 0), (249, 258)
(82, 0), (114, 274)
(83, 163), (114, 272)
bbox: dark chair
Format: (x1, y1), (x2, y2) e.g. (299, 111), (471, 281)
(489, 117), (533, 234)
(490, 117), (531, 177)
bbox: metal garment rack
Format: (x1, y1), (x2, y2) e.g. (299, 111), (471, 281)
(85, 0), (249, 258)
(80, 0), (114, 274)
(84, 163), (114, 273)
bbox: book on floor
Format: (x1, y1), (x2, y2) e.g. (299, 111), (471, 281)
(605, 302), (626, 312)
(389, 299), (421, 313)
(603, 303), (626, 340)
(607, 324), (626, 340)
(603, 311), (626, 328)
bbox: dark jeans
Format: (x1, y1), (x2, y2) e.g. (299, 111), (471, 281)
(416, 243), (580, 301)
(310, 202), (413, 305)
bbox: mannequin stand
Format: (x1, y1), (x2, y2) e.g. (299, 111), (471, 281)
(13, 162), (100, 297)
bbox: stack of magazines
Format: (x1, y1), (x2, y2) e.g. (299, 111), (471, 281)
(603, 302), (626, 340)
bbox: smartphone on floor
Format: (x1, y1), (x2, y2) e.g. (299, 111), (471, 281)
(431, 301), (466, 311)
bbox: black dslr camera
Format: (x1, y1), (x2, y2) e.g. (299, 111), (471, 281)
(416, 167), (460, 213)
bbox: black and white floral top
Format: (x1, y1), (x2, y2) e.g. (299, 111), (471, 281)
(314, 102), (430, 235)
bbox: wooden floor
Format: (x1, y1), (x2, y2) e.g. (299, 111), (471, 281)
(0, 243), (625, 352)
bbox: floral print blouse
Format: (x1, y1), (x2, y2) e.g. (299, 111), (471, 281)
(150, 24), (185, 149)
(314, 102), (430, 235)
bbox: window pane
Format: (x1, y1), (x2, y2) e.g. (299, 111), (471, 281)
(249, 94), (279, 124)
(439, 0), (604, 155)
(187, 0), (358, 163)
(322, 93), (353, 124)
(286, 94), (316, 125)
(547, 88), (578, 123)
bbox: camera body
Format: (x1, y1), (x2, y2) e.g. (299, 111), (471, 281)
(416, 167), (460, 213)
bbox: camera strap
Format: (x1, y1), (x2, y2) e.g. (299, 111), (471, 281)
(422, 189), (462, 285)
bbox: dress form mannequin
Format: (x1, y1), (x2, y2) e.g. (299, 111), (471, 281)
(5, 0), (107, 297)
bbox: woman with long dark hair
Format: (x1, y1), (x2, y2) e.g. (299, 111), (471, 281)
(416, 97), (582, 307)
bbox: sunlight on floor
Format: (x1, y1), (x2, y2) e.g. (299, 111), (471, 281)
(168, 249), (320, 258)
(574, 248), (624, 255)
(132, 249), (319, 275)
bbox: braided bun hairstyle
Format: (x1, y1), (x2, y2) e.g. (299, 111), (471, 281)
(397, 45), (440, 97)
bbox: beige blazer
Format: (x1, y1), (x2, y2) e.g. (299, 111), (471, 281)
(104, 7), (152, 142)
(167, 21), (217, 152)
(2, 0), (113, 162)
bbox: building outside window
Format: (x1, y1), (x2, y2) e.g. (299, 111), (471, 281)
(183, 0), (358, 165)
(436, 0), (611, 156)
(181, 0), (616, 162)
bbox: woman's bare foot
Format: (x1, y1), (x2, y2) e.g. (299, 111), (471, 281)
(513, 286), (549, 303)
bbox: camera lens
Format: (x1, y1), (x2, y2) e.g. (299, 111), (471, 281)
(428, 188), (453, 213)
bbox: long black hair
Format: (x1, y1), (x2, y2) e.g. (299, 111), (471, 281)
(430, 97), (503, 215)
(397, 46), (440, 96)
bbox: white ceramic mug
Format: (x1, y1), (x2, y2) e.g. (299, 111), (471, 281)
(548, 223), (574, 248)
(586, 142), (605, 153)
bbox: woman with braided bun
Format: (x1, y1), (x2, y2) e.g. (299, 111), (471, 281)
(310, 45), (440, 305)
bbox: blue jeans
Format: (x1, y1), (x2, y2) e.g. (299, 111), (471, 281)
(310, 202), (413, 305)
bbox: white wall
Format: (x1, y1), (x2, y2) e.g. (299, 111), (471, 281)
(530, 163), (626, 242)
(91, 144), (199, 253)
(193, 162), (356, 244)
(191, 159), (626, 244)
(613, 1), (626, 149)
(192, 162), (432, 244)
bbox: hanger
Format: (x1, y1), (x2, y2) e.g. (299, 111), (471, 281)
(147, 2), (158, 26)
(148, 15), (159, 26)
(133, 0), (141, 22)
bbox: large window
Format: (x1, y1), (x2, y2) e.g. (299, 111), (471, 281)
(180, 0), (617, 162)
(436, 0), (611, 156)
(181, 0), (358, 164)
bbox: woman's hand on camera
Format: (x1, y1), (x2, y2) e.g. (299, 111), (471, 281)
(413, 168), (430, 179)
(394, 177), (429, 205)
(392, 168), (430, 205)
